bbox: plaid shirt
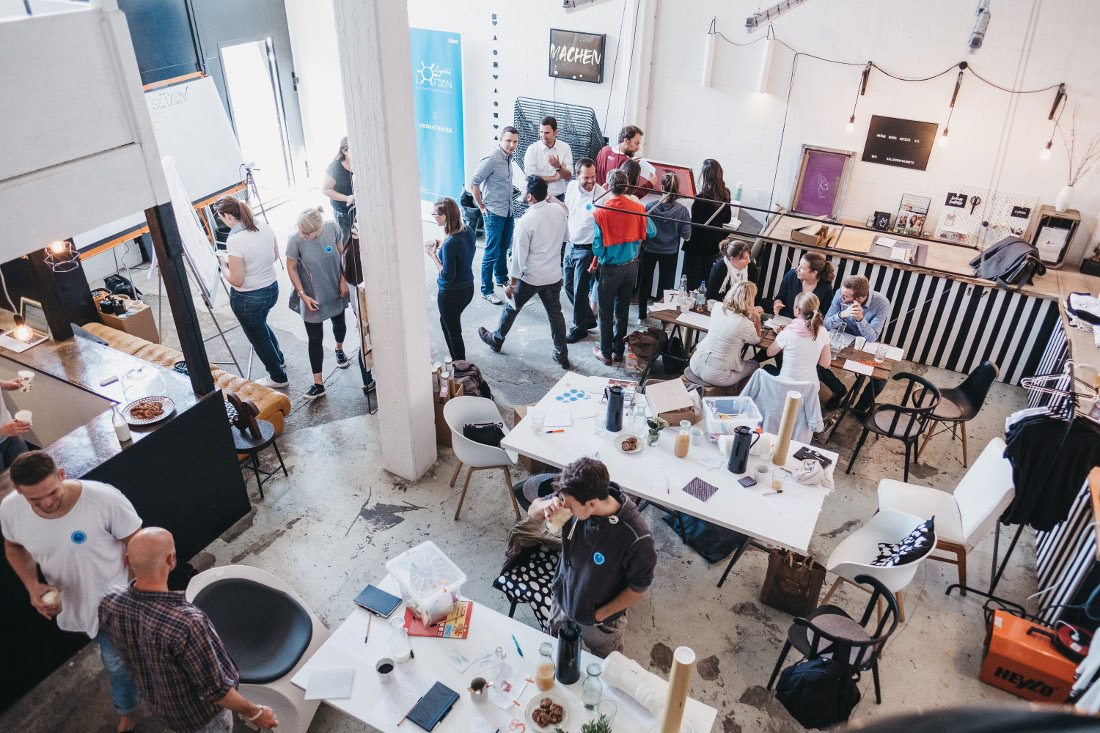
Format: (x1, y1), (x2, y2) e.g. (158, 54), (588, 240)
(99, 583), (239, 733)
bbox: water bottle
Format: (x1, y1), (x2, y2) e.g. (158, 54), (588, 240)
(679, 275), (688, 297)
(734, 181), (743, 202)
(695, 282), (706, 311)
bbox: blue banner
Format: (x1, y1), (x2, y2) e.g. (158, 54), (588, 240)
(410, 28), (464, 202)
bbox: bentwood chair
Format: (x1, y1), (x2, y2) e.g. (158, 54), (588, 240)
(915, 361), (999, 467)
(846, 372), (940, 482)
(768, 574), (900, 705)
(443, 396), (521, 521)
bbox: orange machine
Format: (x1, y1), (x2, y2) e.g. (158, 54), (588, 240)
(980, 610), (1080, 703)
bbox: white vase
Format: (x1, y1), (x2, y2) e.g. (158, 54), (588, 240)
(1055, 184), (1076, 211)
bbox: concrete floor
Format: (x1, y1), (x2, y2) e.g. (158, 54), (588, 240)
(2, 197), (1039, 732)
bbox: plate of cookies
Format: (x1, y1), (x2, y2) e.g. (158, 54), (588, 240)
(615, 434), (644, 454)
(526, 693), (568, 731)
(122, 396), (175, 426)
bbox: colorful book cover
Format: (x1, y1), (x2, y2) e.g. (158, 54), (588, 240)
(403, 600), (472, 639)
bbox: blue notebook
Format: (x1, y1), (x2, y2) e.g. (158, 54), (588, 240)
(406, 681), (459, 731)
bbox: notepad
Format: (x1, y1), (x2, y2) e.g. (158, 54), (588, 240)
(304, 667), (355, 700)
(843, 359), (875, 376)
(406, 681), (460, 731)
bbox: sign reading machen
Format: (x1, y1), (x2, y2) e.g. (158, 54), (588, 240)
(549, 29), (605, 84)
(862, 115), (939, 171)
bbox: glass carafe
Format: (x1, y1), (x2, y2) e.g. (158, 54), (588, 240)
(581, 662), (603, 709)
(388, 616), (411, 663)
(535, 642), (556, 691)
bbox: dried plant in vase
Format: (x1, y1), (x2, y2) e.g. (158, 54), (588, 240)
(1059, 105), (1100, 187)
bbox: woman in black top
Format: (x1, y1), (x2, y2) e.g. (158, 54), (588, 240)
(772, 251), (835, 318)
(684, 159), (732, 290)
(322, 136), (354, 242)
(706, 240), (761, 303)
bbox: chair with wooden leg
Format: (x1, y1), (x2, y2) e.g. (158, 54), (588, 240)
(916, 361), (999, 467)
(877, 438), (1014, 595)
(443, 396), (522, 521)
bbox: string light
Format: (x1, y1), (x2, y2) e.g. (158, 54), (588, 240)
(845, 62), (871, 133)
(1040, 141), (1052, 161)
(939, 64), (966, 149)
(1041, 83), (1067, 162)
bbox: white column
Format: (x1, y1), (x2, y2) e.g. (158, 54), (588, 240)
(333, 0), (436, 480)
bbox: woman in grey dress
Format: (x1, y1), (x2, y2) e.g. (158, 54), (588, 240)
(286, 207), (351, 400)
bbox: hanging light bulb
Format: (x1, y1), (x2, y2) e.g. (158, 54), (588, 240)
(939, 128), (950, 147)
(1040, 141), (1052, 160)
(43, 239), (80, 273)
(845, 63), (870, 135)
(11, 315), (32, 342)
(756, 28), (775, 94)
(701, 18), (717, 87)
(846, 115), (856, 134)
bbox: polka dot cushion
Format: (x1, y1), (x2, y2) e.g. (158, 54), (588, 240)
(871, 516), (935, 567)
(493, 544), (559, 631)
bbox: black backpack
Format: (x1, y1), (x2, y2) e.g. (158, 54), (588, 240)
(775, 657), (861, 729)
(662, 333), (687, 375)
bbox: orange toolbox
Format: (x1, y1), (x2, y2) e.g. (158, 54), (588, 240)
(979, 610), (1081, 703)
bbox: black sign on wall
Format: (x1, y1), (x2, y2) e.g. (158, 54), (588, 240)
(549, 29), (606, 84)
(862, 115), (939, 171)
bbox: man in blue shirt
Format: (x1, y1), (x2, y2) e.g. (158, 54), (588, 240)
(823, 275), (892, 411)
(470, 127), (520, 305)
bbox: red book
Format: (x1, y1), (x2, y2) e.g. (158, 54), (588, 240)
(403, 600), (472, 639)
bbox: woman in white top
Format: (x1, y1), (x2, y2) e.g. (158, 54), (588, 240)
(689, 281), (762, 387)
(215, 196), (288, 388)
(765, 291), (830, 384)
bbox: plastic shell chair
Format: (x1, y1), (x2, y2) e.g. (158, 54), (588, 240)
(846, 372), (940, 482)
(878, 438), (1014, 595)
(443, 396), (521, 520)
(186, 565), (330, 733)
(819, 509), (937, 622)
(768, 574), (899, 704)
(916, 361), (999, 467)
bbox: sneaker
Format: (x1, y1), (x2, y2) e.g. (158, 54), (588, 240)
(825, 387), (848, 412)
(256, 377), (289, 389)
(335, 349), (350, 368)
(554, 353), (571, 369)
(612, 352), (624, 363)
(592, 345), (612, 366)
(565, 328), (588, 344)
(478, 327), (502, 353)
(304, 383), (326, 400)
(483, 293), (503, 305)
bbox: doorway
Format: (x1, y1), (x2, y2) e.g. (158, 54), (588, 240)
(220, 38), (295, 203)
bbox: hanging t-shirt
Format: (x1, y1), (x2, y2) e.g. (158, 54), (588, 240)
(775, 325), (829, 383)
(0, 480), (142, 637)
(326, 159), (354, 214)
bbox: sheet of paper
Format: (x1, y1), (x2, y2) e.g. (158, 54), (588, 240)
(764, 315), (792, 330)
(368, 666), (433, 725)
(304, 667), (355, 700)
(644, 453), (680, 493)
(843, 359), (875, 376)
(445, 649), (474, 673)
(542, 406), (572, 428)
(327, 610), (392, 666)
(638, 158), (657, 179)
(677, 311), (712, 330)
(647, 300), (679, 313)
(488, 674), (528, 710)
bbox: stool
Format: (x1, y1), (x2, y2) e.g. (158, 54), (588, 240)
(232, 419), (287, 499)
(682, 365), (713, 389)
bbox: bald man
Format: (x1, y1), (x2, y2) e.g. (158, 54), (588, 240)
(98, 529), (278, 732)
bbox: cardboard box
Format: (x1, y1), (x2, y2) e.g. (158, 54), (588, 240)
(978, 611), (1076, 703)
(433, 384), (464, 448)
(99, 303), (160, 344)
(513, 405), (548, 474)
(645, 378), (701, 425)
(790, 222), (834, 248)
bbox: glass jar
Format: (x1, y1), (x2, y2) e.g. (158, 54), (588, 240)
(388, 616), (411, 663)
(629, 400), (647, 436)
(493, 646), (512, 687)
(536, 642), (556, 691)
(581, 662), (603, 709)
(674, 420), (691, 458)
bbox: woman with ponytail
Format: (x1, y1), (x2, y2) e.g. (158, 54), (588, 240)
(765, 291), (830, 384)
(322, 136), (354, 242)
(215, 195), (288, 388)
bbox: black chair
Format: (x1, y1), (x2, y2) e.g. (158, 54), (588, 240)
(915, 361), (999, 467)
(846, 372), (940, 482)
(767, 574), (900, 704)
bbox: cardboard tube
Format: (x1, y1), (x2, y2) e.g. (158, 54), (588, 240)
(660, 646), (695, 733)
(771, 390), (801, 467)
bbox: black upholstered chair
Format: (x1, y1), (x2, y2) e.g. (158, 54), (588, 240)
(915, 361), (999, 467)
(767, 574), (900, 704)
(846, 372), (940, 482)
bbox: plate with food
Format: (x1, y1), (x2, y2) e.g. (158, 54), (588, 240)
(526, 693), (568, 731)
(123, 396), (175, 426)
(615, 434), (644, 454)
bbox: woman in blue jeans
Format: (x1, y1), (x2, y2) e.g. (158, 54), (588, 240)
(215, 196), (288, 388)
(426, 197), (476, 360)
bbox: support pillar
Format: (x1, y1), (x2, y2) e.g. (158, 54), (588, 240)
(333, 0), (436, 480)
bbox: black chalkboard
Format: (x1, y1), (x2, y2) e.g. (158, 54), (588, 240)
(549, 29), (605, 84)
(862, 115), (939, 171)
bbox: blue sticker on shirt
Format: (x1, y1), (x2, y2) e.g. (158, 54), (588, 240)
(71, 531), (87, 544)
(325, 246), (333, 253)
(593, 552), (605, 565)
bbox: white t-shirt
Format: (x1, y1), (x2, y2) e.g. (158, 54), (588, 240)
(524, 139), (574, 198)
(226, 222), (279, 292)
(775, 325), (829, 383)
(0, 480), (142, 637)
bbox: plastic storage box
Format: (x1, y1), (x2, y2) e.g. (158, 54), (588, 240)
(702, 396), (763, 438)
(385, 541), (466, 625)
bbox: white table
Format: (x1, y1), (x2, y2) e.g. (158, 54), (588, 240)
(291, 576), (717, 732)
(501, 374), (838, 555)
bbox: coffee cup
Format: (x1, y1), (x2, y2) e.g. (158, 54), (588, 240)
(546, 505), (572, 532)
(40, 588), (60, 612)
(376, 657), (396, 684)
(469, 677), (490, 704)
(14, 410), (32, 426)
(17, 371), (34, 392)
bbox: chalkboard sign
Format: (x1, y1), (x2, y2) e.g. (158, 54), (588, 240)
(549, 29), (605, 84)
(862, 115), (938, 171)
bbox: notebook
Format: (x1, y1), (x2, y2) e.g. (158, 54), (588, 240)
(406, 681), (459, 731)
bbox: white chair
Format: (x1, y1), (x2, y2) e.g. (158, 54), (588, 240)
(820, 509), (937, 622)
(443, 396), (521, 520)
(186, 565), (330, 733)
(877, 437), (1014, 595)
(741, 369), (823, 442)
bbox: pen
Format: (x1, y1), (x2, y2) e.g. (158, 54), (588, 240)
(364, 614), (371, 643)
(512, 634), (524, 657)
(545, 429), (565, 434)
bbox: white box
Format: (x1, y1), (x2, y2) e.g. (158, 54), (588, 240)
(702, 396), (763, 438)
(385, 541), (466, 625)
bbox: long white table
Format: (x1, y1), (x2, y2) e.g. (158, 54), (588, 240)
(292, 576), (717, 732)
(501, 374), (837, 555)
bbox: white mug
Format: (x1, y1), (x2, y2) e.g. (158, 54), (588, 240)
(14, 410), (32, 426)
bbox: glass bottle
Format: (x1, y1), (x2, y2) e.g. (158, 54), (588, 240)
(581, 662), (603, 709)
(674, 420), (691, 458)
(695, 283), (706, 311)
(493, 646), (511, 687)
(630, 399), (647, 436)
(536, 642), (556, 691)
(113, 406), (131, 443)
(388, 616), (412, 663)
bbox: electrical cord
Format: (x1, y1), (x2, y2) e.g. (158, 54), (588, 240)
(765, 51), (799, 222)
(602, 1), (630, 132)
(0, 268), (15, 313)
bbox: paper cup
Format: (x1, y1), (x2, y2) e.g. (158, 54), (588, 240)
(17, 371), (34, 392)
(14, 410), (31, 426)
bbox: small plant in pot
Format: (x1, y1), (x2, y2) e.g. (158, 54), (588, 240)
(555, 714), (613, 733)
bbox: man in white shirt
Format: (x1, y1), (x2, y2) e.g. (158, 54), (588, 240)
(479, 175), (571, 369)
(1, 451), (143, 733)
(523, 115), (573, 201)
(563, 158), (603, 342)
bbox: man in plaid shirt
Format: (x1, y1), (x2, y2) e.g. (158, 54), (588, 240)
(99, 528), (278, 732)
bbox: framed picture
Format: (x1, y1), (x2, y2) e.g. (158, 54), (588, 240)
(893, 194), (931, 237)
(873, 211), (891, 230)
(789, 145), (856, 220)
(641, 160), (696, 204)
(549, 29), (606, 84)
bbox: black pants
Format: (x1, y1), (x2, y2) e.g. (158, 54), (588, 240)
(818, 365), (846, 396)
(438, 285), (474, 360)
(304, 313), (347, 374)
(638, 250), (678, 319)
(492, 279), (568, 359)
(0, 436), (28, 471)
(681, 252), (716, 291)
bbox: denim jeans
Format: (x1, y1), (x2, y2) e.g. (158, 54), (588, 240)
(638, 250), (678, 319)
(95, 631), (140, 716)
(491, 280), (568, 360)
(333, 208), (352, 244)
(229, 282), (287, 382)
(438, 285), (474, 360)
(595, 260), (639, 358)
(481, 212), (513, 295)
(562, 243), (596, 331)
(183, 708), (233, 733)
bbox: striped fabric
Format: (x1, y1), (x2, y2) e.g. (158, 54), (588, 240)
(1034, 477), (1099, 626)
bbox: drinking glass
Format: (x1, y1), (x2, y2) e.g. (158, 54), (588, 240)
(594, 402), (608, 439)
(530, 409), (545, 435)
(875, 343), (889, 364)
(596, 699), (618, 723)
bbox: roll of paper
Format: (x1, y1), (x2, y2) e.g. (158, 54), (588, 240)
(771, 391), (801, 467)
(603, 651), (666, 716)
(717, 434), (734, 457)
(660, 647), (696, 733)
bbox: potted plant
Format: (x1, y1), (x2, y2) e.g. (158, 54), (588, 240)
(555, 714), (613, 733)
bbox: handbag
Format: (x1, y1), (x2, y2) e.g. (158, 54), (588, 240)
(760, 549), (826, 617)
(462, 422), (505, 447)
(343, 204), (364, 286)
